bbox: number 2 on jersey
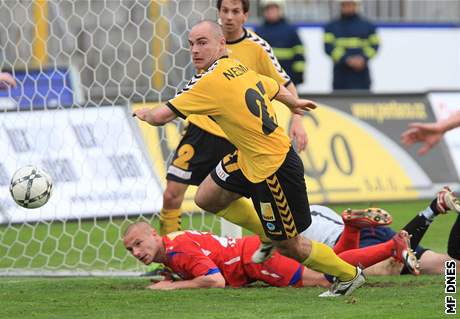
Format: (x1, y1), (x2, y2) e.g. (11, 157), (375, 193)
(172, 144), (195, 170)
(245, 81), (278, 135)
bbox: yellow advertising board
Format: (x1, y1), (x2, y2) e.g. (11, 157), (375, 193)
(133, 95), (455, 207)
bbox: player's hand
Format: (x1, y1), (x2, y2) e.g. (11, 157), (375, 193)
(132, 108), (152, 122)
(147, 280), (176, 290)
(289, 114), (308, 152)
(400, 122), (443, 156)
(148, 268), (177, 283)
(291, 99), (317, 115)
(0, 72), (16, 89)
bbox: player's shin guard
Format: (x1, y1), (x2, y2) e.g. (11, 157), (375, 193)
(302, 240), (357, 282)
(216, 198), (269, 242)
(159, 208), (182, 236)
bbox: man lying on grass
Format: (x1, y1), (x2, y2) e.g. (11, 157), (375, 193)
(123, 208), (417, 291)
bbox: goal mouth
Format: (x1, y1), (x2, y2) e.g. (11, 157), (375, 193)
(0, 1), (241, 277)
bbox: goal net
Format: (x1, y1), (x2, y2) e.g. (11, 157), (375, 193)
(0, 0), (242, 276)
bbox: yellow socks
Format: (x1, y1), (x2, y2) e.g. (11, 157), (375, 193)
(159, 208), (182, 236)
(303, 240), (357, 282)
(216, 198), (269, 242)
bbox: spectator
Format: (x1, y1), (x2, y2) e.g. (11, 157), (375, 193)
(255, 0), (306, 86)
(324, 0), (379, 90)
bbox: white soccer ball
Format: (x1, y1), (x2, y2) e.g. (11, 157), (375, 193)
(9, 166), (53, 209)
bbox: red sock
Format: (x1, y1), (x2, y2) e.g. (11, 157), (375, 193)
(333, 225), (360, 254)
(338, 240), (395, 268)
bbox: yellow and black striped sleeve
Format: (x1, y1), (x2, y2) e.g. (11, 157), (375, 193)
(166, 73), (220, 119)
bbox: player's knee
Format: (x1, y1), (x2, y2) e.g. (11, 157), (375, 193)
(194, 192), (214, 212)
(163, 186), (185, 208)
(274, 237), (305, 261)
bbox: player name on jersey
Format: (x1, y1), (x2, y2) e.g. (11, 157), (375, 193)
(223, 64), (249, 81)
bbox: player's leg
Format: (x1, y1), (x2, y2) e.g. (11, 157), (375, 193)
(415, 212), (460, 274)
(250, 147), (363, 296)
(301, 267), (331, 288)
(216, 197), (268, 240)
(333, 224), (360, 254)
(162, 123), (237, 234)
(338, 230), (419, 275)
(196, 151), (269, 238)
(160, 180), (188, 235)
(359, 224), (424, 275)
(195, 173), (242, 212)
(212, 151), (268, 239)
(448, 213), (460, 260)
(333, 208), (392, 254)
(250, 252), (330, 288)
(160, 124), (202, 235)
(417, 250), (458, 274)
(274, 236), (359, 282)
(242, 236), (330, 288)
(403, 186), (460, 249)
(363, 259), (403, 276)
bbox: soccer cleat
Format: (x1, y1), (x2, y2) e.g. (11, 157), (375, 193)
(341, 207), (392, 229)
(436, 186), (460, 214)
(251, 241), (275, 264)
(392, 230), (420, 276)
(319, 266), (366, 297)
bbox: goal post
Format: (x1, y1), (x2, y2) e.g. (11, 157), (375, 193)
(0, 0), (242, 276)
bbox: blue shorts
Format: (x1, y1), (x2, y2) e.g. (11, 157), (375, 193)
(360, 227), (428, 273)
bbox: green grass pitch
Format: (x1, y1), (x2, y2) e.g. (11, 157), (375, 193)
(0, 200), (457, 318)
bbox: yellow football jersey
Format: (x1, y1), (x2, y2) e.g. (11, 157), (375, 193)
(188, 28), (291, 139)
(167, 57), (291, 183)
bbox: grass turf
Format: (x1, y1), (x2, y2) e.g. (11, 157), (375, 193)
(0, 276), (448, 319)
(0, 199), (457, 318)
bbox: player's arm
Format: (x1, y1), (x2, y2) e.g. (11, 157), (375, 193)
(134, 75), (218, 126)
(147, 273), (225, 290)
(0, 72), (16, 89)
(401, 110), (460, 155)
(275, 84), (317, 115)
(132, 104), (177, 126)
(150, 238), (226, 290)
(285, 82), (308, 152)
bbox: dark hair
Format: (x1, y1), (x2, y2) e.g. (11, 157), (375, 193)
(216, 0), (250, 13)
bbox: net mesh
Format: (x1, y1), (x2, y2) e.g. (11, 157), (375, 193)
(0, 0), (232, 276)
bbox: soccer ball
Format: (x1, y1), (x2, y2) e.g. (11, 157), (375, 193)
(9, 166), (53, 209)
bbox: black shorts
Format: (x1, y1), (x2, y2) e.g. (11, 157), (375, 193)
(211, 147), (312, 241)
(166, 123), (236, 186)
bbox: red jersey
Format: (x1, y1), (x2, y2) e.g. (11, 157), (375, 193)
(162, 231), (303, 288)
